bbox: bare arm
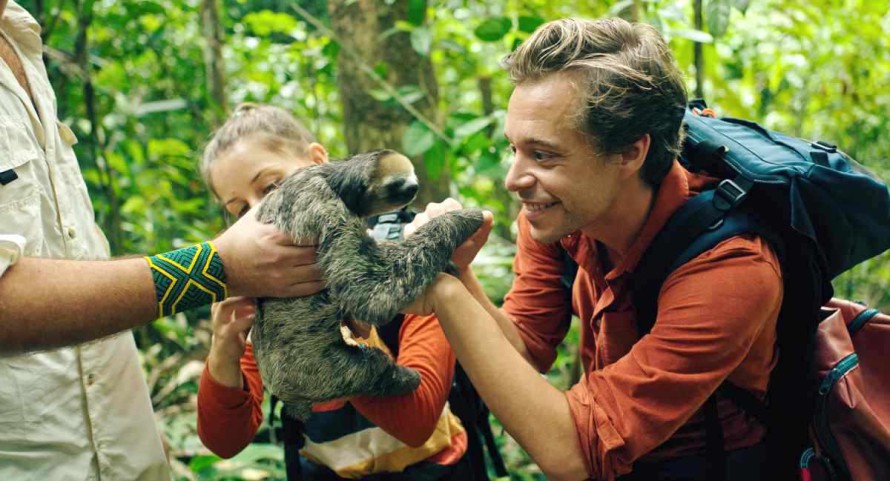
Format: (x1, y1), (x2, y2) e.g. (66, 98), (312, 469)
(421, 275), (589, 481)
(0, 209), (323, 353)
(405, 200), (586, 479)
(0, 256), (156, 351)
(406, 198), (539, 368)
(457, 268), (538, 366)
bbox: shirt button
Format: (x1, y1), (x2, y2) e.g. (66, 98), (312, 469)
(86, 373), (95, 386)
(67, 226), (77, 239)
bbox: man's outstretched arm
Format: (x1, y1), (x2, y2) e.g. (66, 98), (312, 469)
(406, 199), (566, 372)
(456, 268), (542, 367)
(0, 210), (324, 353)
(423, 275), (590, 481)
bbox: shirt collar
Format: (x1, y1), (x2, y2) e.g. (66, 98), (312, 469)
(1, 2), (43, 61)
(606, 160), (694, 280)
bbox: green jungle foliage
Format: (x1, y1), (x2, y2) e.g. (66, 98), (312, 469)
(19, 0), (889, 479)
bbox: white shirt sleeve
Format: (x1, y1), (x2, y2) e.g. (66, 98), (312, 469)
(0, 234), (26, 278)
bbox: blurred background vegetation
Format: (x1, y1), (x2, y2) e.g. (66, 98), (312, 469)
(19, 0), (890, 479)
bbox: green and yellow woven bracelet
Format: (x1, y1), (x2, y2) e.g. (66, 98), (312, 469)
(145, 241), (228, 317)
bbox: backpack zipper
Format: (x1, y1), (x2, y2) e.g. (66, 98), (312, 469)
(813, 352), (858, 479)
(818, 353), (859, 396)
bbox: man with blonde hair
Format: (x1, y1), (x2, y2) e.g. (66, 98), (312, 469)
(407, 18), (779, 480)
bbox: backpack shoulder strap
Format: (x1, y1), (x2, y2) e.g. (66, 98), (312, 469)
(631, 188), (775, 337)
(560, 245), (579, 292)
(555, 182), (767, 334)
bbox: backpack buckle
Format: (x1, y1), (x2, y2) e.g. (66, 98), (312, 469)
(713, 178), (748, 211)
(811, 140), (837, 153)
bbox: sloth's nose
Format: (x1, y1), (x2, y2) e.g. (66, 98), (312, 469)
(401, 180), (419, 198)
(388, 177), (419, 199)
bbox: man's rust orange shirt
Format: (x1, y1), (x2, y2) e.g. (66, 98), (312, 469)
(503, 161), (783, 480)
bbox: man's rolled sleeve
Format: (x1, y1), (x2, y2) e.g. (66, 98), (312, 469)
(567, 380), (628, 479)
(502, 214), (574, 372)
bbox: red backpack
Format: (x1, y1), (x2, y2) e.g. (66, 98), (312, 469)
(800, 299), (890, 481)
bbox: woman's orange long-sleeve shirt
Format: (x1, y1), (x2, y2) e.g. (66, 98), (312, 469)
(196, 314), (464, 460)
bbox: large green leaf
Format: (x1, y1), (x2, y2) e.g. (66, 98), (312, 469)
(518, 15), (545, 34)
(474, 17), (512, 42)
(243, 10), (299, 37)
(402, 121), (436, 157)
(407, 0), (426, 26)
(669, 28), (715, 43)
(423, 140), (448, 181)
(187, 454), (220, 474)
(454, 116), (493, 140)
(147, 138), (191, 160)
(410, 27), (432, 56)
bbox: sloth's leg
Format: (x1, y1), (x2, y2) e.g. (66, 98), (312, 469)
(325, 209), (484, 325)
(279, 397), (314, 422)
(315, 342), (421, 398)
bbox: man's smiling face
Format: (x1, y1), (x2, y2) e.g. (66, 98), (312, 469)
(504, 71), (624, 244)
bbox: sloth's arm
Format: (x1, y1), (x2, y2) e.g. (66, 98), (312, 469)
(323, 210), (483, 325)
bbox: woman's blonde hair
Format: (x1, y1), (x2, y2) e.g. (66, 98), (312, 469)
(200, 103), (316, 196)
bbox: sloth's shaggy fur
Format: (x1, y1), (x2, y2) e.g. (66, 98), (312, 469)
(254, 150), (483, 420)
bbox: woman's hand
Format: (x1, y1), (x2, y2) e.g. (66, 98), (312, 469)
(207, 296), (256, 388)
(405, 198), (494, 275)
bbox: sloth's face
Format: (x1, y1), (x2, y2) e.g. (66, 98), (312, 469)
(369, 150), (420, 212)
(323, 150), (419, 217)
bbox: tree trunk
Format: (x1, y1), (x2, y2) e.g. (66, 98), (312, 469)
(478, 75), (515, 239)
(327, 0), (448, 208)
(74, 0), (123, 254)
(201, 0), (227, 125)
(693, 0), (705, 99)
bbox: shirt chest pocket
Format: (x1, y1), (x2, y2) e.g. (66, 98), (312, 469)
(0, 351), (77, 425)
(0, 116), (44, 255)
(595, 310), (639, 366)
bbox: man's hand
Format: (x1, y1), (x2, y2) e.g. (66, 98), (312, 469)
(207, 296), (256, 389)
(214, 206), (325, 298)
(401, 273), (460, 317)
(405, 198), (494, 274)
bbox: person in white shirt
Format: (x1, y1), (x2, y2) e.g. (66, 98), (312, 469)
(0, 1), (323, 479)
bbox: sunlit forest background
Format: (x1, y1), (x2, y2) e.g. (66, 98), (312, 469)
(19, 0), (890, 479)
